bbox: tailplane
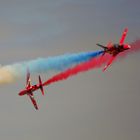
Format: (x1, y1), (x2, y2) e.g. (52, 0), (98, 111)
(39, 75), (44, 95)
(96, 43), (107, 50)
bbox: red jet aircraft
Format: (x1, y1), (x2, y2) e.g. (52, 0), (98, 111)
(19, 70), (44, 110)
(96, 28), (131, 71)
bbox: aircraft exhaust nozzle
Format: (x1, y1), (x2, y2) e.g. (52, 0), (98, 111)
(39, 75), (44, 95)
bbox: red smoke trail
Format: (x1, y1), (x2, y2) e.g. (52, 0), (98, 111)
(43, 54), (111, 86)
(43, 39), (140, 86)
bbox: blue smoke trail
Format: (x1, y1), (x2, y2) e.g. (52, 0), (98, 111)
(0, 50), (103, 84)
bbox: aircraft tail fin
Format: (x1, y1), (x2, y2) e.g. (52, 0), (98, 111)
(39, 75), (44, 95)
(96, 43), (107, 50)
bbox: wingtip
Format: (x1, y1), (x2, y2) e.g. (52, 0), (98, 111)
(124, 28), (128, 33)
(102, 66), (107, 72)
(35, 105), (39, 110)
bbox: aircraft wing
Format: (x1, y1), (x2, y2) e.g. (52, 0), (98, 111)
(26, 69), (31, 88)
(102, 55), (117, 72)
(119, 28), (128, 45)
(28, 92), (38, 110)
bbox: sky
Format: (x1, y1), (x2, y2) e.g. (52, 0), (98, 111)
(0, 0), (140, 140)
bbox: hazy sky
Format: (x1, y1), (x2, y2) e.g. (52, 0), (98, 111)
(0, 0), (140, 140)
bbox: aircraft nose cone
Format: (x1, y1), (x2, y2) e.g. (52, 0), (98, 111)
(124, 44), (131, 49)
(19, 91), (24, 96)
(128, 45), (131, 49)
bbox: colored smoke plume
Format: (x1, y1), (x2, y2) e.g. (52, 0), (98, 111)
(0, 51), (103, 84)
(43, 39), (140, 86)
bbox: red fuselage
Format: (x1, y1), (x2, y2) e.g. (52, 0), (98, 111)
(19, 84), (40, 96)
(106, 44), (131, 56)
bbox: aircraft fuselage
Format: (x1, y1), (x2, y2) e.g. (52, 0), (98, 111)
(105, 43), (131, 56)
(19, 84), (40, 96)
